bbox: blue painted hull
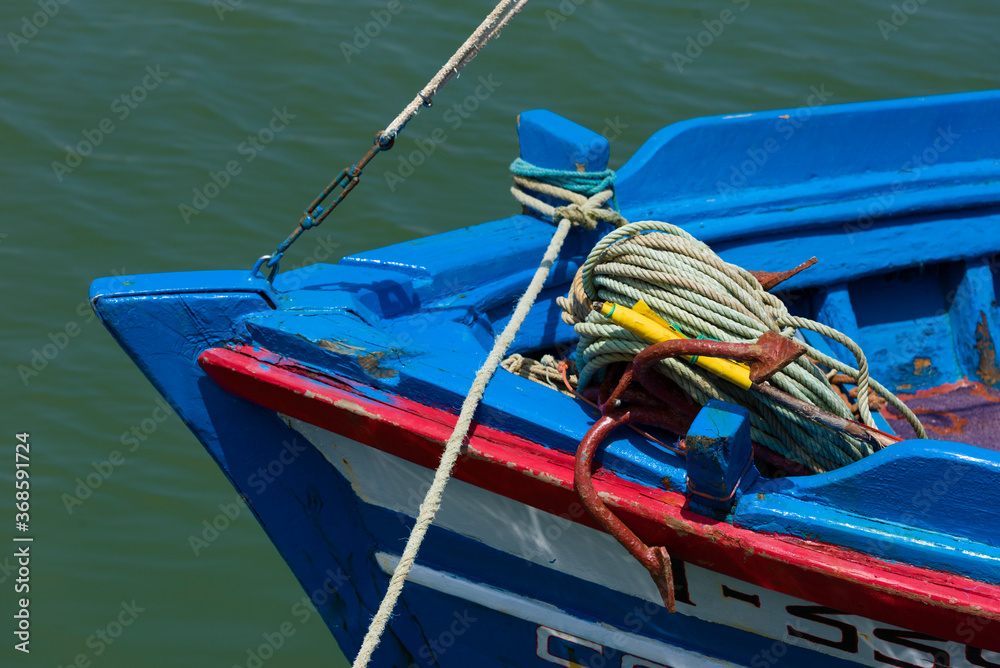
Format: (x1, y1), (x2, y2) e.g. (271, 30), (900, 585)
(91, 89), (1000, 666)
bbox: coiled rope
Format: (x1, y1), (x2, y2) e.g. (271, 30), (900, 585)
(564, 220), (926, 472)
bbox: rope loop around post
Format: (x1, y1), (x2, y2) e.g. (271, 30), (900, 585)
(510, 157), (618, 201)
(509, 158), (626, 231)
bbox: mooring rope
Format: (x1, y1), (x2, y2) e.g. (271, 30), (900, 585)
(352, 223), (571, 668)
(349, 166), (621, 667)
(381, 0), (531, 140)
(349, 3), (537, 666)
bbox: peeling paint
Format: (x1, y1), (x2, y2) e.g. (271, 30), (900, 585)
(521, 469), (565, 486)
(304, 389), (335, 405)
(334, 399), (382, 421)
(317, 339), (400, 379)
(358, 351), (398, 379)
(317, 339), (366, 356)
(913, 357), (932, 376)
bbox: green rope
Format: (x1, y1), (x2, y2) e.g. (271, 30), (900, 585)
(570, 220), (926, 473)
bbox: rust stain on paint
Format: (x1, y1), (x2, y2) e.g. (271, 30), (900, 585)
(317, 339), (400, 379)
(975, 312), (1000, 386)
(316, 339), (365, 356)
(357, 351), (397, 379)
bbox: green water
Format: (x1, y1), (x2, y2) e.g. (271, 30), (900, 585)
(1, 0), (996, 665)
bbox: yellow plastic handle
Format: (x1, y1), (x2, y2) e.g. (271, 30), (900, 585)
(599, 300), (752, 390)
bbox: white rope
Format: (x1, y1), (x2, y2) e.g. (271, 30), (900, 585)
(502, 353), (577, 394)
(351, 215), (574, 666)
(381, 0), (531, 140)
(354, 5), (545, 661)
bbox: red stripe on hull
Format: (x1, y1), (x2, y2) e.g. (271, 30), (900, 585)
(199, 344), (1000, 651)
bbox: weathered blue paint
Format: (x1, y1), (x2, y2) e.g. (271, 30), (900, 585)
(616, 90), (1000, 253)
(949, 259), (1000, 387)
(237, 295), (686, 491)
(90, 89), (1000, 663)
(798, 253), (1000, 391)
(737, 439), (1000, 583)
(684, 400), (755, 519)
(90, 281), (429, 666)
(91, 269), (1000, 589)
(517, 109), (610, 173)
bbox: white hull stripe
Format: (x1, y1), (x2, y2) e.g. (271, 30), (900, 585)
(289, 416), (664, 602)
(375, 551), (742, 668)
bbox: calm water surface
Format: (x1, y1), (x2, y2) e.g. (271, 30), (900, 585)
(1, 0), (997, 666)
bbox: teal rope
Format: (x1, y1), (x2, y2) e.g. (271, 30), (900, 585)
(510, 158), (619, 209)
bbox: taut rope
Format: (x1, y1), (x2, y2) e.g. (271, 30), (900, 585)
(264, 0), (532, 281)
(349, 3), (535, 665)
